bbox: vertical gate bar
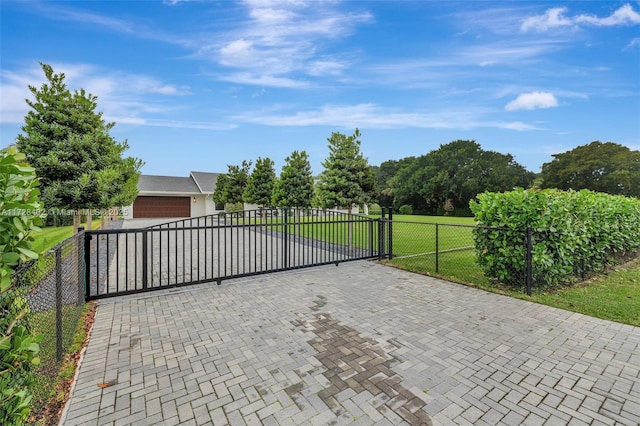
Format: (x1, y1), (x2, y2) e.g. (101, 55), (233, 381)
(115, 233), (120, 292)
(204, 217), (208, 280)
(283, 209), (288, 269)
(106, 233), (110, 293)
(217, 214), (221, 280)
(159, 227), (162, 286)
(182, 224), (185, 284)
(142, 230), (148, 290)
(125, 233), (129, 292)
(134, 233), (138, 291)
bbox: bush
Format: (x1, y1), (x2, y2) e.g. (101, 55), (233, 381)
(1, 147), (43, 425)
(399, 205), (413, 215)
(470, 188), (640, 288)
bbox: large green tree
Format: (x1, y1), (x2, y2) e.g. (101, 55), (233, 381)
(243, 157), (276, 210)
(212, 160), (252, 212)
(389, 140), (534, 214)
(15, 63), (142, 231)
(315, 129), (376, 214)
(540, 141), (640, 197)
(272, 151), (314, 209)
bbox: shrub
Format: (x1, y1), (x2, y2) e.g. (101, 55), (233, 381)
(1, 147), (43, 424)
(470, 188), (640, 288)
(399, 205), (413, 215)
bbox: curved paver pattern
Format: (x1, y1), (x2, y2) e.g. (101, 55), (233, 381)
(63, 261), (640, 425)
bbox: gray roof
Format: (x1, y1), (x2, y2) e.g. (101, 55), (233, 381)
(190, 172), (219, 194)
(138, 175), (201, 194)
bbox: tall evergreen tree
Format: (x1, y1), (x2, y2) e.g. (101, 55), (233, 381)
(316, 129), (376, 214)
(212, 161), (252, 212)
(15, 63), (142, 231)
(243, 157), (276, 210)
(272, 151), (314, 209)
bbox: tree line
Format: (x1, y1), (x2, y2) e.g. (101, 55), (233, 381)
(212, 129), (376, 214)
(375, 140), (640, 216)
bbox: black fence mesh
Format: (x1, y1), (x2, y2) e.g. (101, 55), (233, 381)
(383, 220), (495, 284)
(7, 231), (85, 419)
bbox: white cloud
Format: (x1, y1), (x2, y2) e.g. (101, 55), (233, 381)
(204, 1), (372, 87)
(521, 7), (575, 32)
(575, 4), (640, 27)
(0, 63), (191, 126)
(230, 103), (539, 131)
(522, 4), (640, 32)
(219, 72), (309, 88)
(505, 92), (558, 111)
(625, 37), (640, 50)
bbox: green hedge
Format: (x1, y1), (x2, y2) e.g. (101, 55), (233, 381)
(470, 188), (640, 287)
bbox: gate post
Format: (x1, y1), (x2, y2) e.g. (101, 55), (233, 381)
(387, 208), (393, 259)
(84, 230), (92, 301)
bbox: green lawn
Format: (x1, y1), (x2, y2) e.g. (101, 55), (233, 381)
(526, 260), (640, 327)
(32, 220), (101, 253)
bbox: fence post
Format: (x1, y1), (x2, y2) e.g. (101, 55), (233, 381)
(76, 227), (84, 304)
(387, 208), (393, 259)
(55, 247), (63, 363)
(526, 227), (533, 296)
(84, 230), (92, 301)
(435, 223), (439, 273)
(142, 230), (148, 290)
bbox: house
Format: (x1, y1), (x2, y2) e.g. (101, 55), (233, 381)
(124, 171), (222, 219)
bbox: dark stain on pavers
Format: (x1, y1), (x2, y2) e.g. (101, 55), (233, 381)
(285, 382), (306, 411)
(303, 312), (433, 425)
(310, 294), (327, 311)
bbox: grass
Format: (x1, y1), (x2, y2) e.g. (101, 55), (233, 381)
(525, 259), (640, 327)
(32, 219), (101, 253)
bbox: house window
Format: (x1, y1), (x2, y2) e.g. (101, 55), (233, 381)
(215, 202), (225, 211)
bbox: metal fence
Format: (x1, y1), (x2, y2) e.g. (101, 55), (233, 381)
(381, 216), (640, 295)
(381, 219), (518, 288)
(85, 209), (383, 300)
(7, 230), (85, 419)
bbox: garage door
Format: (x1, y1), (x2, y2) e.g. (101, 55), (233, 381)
(133, 196), (190, 218)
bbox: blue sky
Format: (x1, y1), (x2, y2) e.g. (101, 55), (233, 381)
(1, 0), (639, 177)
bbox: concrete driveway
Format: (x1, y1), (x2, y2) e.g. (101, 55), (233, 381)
(62, 261), (640, 425)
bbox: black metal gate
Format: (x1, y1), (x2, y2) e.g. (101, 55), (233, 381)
(85, 208), (389, 300)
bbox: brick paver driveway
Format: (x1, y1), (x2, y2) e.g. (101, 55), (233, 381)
(62, 261), (640, 425)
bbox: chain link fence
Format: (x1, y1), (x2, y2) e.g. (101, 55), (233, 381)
(8, 230), (85, 419)
(381, 218), (639, 295)
(382, 219), (511, 288)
